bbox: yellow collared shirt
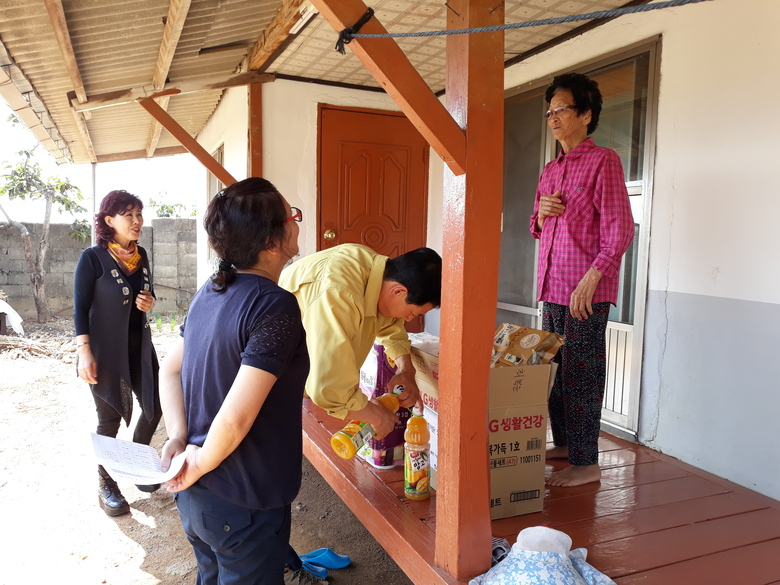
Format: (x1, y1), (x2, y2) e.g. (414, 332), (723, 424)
(279, 244), (411, 419)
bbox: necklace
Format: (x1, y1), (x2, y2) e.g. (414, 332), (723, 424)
(236, 267), (277, 281)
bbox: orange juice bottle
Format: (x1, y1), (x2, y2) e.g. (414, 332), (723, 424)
(404, 413), (431, 500)
(330, 393), (400, 459)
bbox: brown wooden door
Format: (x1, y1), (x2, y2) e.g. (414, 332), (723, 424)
(319, 105), (430, 332)
(318, 105), (428, 257)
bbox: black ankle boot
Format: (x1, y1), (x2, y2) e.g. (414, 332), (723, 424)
(98, 466), (130, 517)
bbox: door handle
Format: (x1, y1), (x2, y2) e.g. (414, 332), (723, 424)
(324, 229), (336, 241)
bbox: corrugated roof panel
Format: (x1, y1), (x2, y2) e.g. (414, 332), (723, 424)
(1, 0), (642, 165)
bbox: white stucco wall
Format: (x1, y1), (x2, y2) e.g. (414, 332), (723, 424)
(194, 86), (251, 284)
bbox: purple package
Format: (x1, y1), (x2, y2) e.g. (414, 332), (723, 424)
(359, 344), (409, 451)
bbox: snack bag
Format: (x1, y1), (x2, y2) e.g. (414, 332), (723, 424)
(491, 323), (564, 367)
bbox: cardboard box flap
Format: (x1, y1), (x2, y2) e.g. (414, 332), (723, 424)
(488, 365), (553, 408)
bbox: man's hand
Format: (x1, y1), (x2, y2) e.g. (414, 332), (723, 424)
(569, 267), (602, 321)
(389, 354), (421, 409)
(346, 399), (398, 440)
(537, 190), (566, 230)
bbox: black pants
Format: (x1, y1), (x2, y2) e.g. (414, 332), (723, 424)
(543, 301), (610, 466)
(92, 333), (161, 445)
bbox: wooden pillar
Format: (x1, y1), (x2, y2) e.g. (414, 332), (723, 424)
(249, 83), (263, 177)
(435, 0), (504, 580)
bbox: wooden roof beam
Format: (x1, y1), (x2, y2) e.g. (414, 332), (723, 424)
(43, 0), (87, 104)
(96, 145), (188, 163)
(147, 0), (192, 158)
(43, 0), (97, 163)
(137, 97), (236, 187)
(247, 0), (310, 71)
(308, 0), (467, 176)
(69, 71), (275, 113)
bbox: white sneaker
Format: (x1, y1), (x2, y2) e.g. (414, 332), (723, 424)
(283, 567), (328, 585)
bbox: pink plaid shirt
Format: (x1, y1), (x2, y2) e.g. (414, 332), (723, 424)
(530, 138), (635, 306)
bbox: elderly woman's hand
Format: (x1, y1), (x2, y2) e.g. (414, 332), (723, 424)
(537, 190), (566, 229)
(569, 267), (603, 321)
(136, 291), (155, 312)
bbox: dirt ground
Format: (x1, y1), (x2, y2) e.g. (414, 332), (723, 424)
(0, 316), (413, 585)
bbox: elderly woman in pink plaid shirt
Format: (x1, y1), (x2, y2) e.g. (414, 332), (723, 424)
(530, 73), (635, 487)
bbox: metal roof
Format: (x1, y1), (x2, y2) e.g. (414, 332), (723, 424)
(0, 0), (637, 165)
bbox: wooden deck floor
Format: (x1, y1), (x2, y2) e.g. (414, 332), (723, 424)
(303, 399), (780, 585)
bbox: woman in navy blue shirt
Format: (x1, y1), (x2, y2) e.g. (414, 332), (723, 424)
(159, 178), (316, 585)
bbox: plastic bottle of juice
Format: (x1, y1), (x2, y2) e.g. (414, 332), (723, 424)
(330, 392), (400, 459)
(404, 412), (431, 500)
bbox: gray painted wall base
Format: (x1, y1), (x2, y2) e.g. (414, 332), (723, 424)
(640, 289), (780, 500)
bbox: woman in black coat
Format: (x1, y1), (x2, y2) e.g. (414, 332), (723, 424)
(74, 190), (160, 516)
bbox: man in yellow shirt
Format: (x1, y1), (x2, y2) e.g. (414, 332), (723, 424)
(279, 243), (442, 438)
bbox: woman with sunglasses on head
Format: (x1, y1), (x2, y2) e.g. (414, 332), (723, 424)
(159, 178), (322, 585)
(74, 190), (160, 516)
(531, 73), (635, 488)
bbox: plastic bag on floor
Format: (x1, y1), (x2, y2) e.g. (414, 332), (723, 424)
(470, 527), (615, 585)
(0, 299), (24, 336)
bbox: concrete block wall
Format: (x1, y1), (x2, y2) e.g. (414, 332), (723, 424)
(150, 218), (197, 315)
(0, 219), (195, 322)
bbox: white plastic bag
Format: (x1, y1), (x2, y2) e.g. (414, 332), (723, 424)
(0, 299), (24, 335)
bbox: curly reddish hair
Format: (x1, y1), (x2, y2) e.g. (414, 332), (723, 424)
(95, 190), (144, 249)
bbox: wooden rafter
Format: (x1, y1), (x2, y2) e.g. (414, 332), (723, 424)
(69, 71), (275, 113)
(307, 0), (467, 175)
(96, 145), (188, 163)
(43, 0), (97, 163)
(146, 0), (192, 158)
(247, 0), (309, 71)
(146, 96), (170, 159)
(43, 0), (86, 104)
(137, 97), (236, 186)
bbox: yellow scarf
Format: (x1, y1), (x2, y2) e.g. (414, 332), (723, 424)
(107, 240), (141, 275)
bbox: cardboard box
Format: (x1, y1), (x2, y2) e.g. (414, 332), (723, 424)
(411, 345), (555, 519)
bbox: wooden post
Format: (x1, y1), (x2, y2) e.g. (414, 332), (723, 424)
(435, 0), (505, 579)
(249, 83), (263, 177)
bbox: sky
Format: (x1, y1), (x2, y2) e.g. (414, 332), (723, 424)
(0, 101), (204, 224)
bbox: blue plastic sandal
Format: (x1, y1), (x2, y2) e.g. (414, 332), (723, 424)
(299, 548), (351, 569)
(301, 560), (328, 578)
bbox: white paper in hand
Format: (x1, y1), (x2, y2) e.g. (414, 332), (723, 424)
(92, 433), (186, 484)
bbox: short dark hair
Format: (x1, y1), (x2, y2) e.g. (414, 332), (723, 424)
(545, 72), (603, 135)
(384, 247), (442, 307)
(95, 190), (144, 249)
(204, 178), (288, 293)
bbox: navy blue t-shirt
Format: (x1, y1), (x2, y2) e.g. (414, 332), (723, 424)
(180, 273), (309, 510)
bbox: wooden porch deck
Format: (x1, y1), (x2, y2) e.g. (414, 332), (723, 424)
(302, 398), (780, 585)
